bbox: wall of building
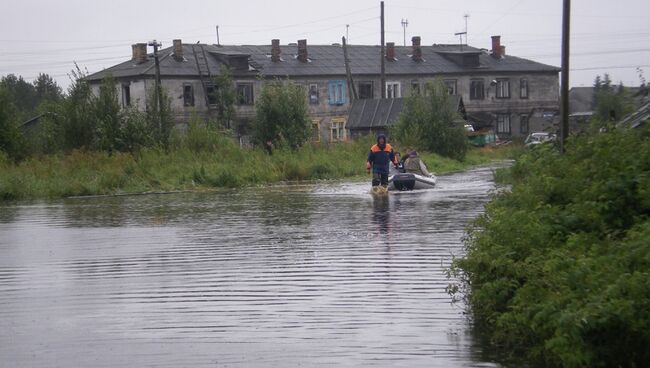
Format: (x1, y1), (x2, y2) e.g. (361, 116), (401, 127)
(90, 69), (558, 142)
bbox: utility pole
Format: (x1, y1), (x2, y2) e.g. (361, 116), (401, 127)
(560, 0), (571, 153)
(149, 40), (163, 132)
(216, 25), (220, 46)
(401, 18), (408, 46)
(346, 24), (350, 44)
(342, 36), (358, 101)
(380, 1), (386, 99)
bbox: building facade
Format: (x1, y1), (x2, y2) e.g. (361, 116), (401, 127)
(86, 36), (560, 142)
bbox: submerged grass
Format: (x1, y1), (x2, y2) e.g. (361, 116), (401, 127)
(0, 132), (518, 200)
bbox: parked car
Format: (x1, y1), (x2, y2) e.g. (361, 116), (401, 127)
(525, 132), (556, 147)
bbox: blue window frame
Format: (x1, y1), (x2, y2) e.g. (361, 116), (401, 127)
(328, 80), (347, 105)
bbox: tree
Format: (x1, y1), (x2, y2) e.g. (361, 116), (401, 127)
(59, 65), (96, 150)
(145, 85), (174, 148)
(593, 75), (633, 123)
(93, 76), (123, 152)
(211, 67), (236, 129)
(391, 80), (468, 160)
(0, 74), (38, 117)
(33, 73), (63, 102)
(0, 86), (26, 160)
(252, 79), (310, 150)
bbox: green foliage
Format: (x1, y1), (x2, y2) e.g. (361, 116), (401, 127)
(0, 74), (38, 118)
(210, 67), (236, 129)
(253, 79), (310, 150)
(0, 86), (26, 160)
(145, 84), (174, 148)
(391, 80), (468, 160)
(451, 127), (650, 367)
(60, 65), (96, 150)
(33, 73), (63, 103)
(94, 76), (123, 152)
(592, 74), (635, 124)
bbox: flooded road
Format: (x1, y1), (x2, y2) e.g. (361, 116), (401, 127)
(0, 166), (500, 367)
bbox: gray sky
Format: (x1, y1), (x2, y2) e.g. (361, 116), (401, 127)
(1, 0), (648, 90)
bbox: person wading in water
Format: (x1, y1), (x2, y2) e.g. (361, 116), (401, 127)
(366, 134), (398, 188)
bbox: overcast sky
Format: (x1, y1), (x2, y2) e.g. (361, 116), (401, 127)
(1, 0), (648, 90)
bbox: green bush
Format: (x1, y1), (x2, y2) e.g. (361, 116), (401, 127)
(252, 79), (310, 150)
(451, 127), (650, 367)
(391, 80), (468, 160)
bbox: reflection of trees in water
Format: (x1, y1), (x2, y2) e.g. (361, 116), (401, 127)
(0, 205), (20, 223)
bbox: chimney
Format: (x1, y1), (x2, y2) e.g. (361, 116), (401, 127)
(136, 43), (148, 64)
(491, 35), (502, 58)
(500, 45), (506, 56)
(411, 36), (423, 62)
(386, 42), (396, 61)
(173, 39), (183, 61)
(271, 39), (281, 62)
(297, 39), (308, 62)
(131, 44), (138, 61)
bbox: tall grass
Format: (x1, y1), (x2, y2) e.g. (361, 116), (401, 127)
(0, 126), (516, 200)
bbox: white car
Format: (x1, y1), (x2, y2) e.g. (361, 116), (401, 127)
(525, 132), (556, 147)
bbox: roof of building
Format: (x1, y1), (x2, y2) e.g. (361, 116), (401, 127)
(618, 101), (650, 129)
(347, 95), (465, 130)
(86, 43), (560, 81)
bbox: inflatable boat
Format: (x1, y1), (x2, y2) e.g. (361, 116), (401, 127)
(388, 167), (437, 191)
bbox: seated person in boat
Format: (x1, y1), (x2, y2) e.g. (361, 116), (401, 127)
(403, 150), (433, 177)
(366, 134), (398, 187)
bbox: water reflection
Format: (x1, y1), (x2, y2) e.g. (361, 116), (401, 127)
(0, 167), (501, 368)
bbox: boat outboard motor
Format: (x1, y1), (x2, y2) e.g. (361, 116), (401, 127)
(392, 173), (416, 191)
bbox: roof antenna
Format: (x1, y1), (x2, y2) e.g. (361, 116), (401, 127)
(464, 14), (470, 45)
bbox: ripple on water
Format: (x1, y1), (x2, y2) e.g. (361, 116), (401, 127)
(0, 166), (501, 367)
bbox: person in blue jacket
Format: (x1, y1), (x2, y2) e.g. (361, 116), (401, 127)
(366, 134), (398, 187)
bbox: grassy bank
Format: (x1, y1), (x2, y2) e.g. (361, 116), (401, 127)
(451, 127), (650, 367)
(0, 133), (518, 200)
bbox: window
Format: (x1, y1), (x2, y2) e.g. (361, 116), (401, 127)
(328, 80), (347, 105)
(309, 84), (319, 105)
(496, 114), (511, 134)
(206, 84), (217, 105)
(520, 115), (529, 134)
(444, 79), (457, 95)
(236, 83), (254, 105)
(496, 79), (510, 99)
(520, 78), (529, 99)
(358, 81), (374, 99)
(330, 118), (346, 141)
(470, 79), (484, 100)
(122, 84), (131, 107)
(411, 80), (420, 94)
(183, 84), (194, 107)
(386, 81), (401, 98)
(311, 120), (321, 142)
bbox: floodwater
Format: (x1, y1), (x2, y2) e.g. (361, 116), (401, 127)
(0, 166), (501, 367)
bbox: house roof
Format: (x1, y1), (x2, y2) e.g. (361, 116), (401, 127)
(618, 101), (650, 129)
(86, 43), (560, 81)
(347, 95), (465, 130)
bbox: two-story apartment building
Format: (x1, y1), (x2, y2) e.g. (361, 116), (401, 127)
(86, 35), (560, 141)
